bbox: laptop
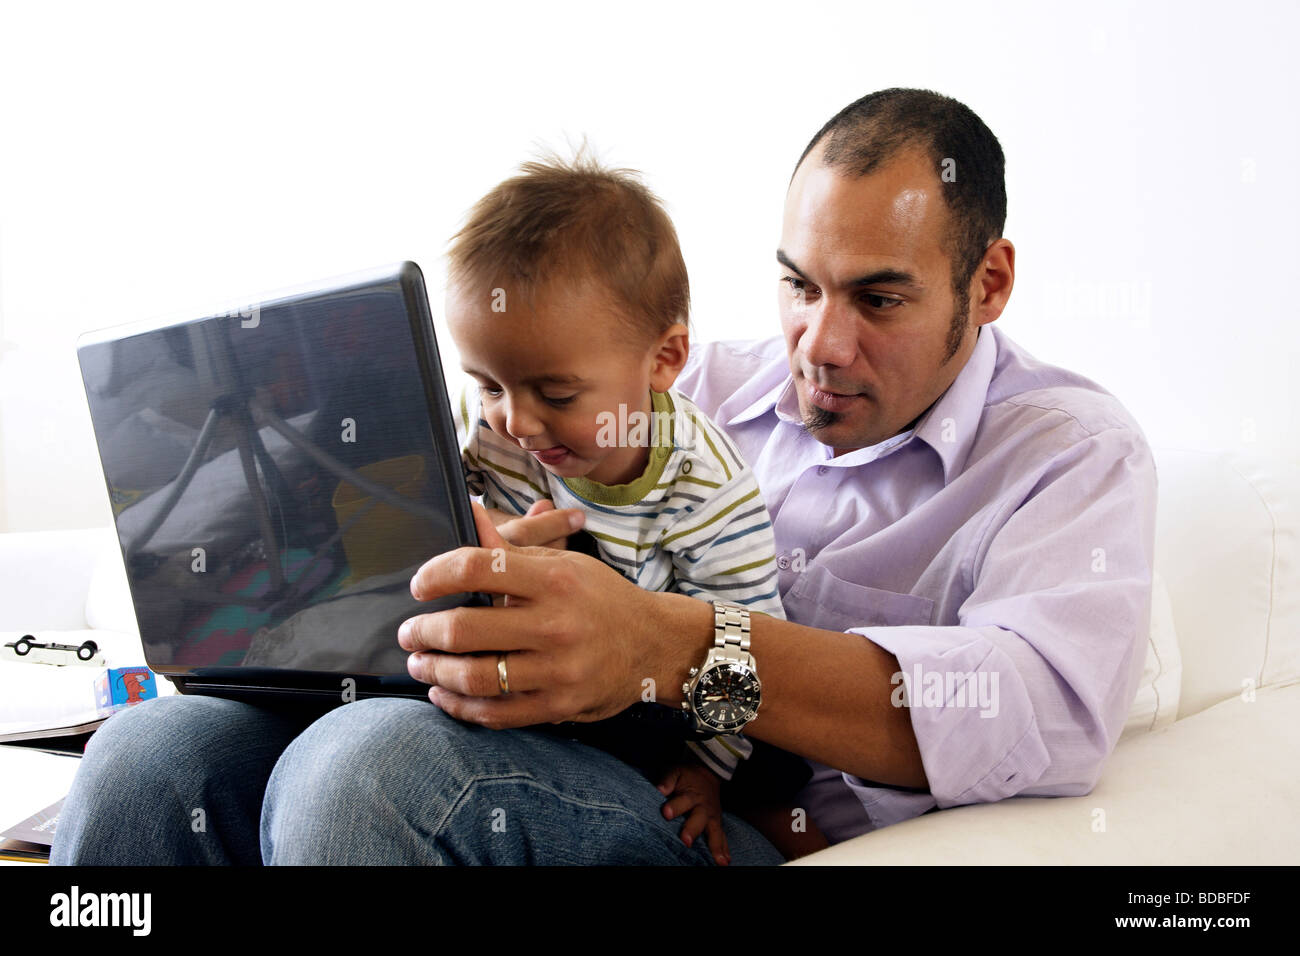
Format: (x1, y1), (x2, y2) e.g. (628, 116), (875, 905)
(76, 261), (487, 708)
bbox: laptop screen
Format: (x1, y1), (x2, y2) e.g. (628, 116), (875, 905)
(78, 266), (478, 683)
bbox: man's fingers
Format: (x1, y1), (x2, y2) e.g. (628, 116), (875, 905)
(409, 544), (564, 604)
(412, 501), (578, 598)
(399, 604), (545, 655)
(407, 648), (542, 697)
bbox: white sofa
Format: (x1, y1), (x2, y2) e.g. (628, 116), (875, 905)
(2, 445), (1296, 864)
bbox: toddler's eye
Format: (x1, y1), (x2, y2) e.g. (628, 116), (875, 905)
(544, 394), (577, 407)
(479, 386), (503, 399)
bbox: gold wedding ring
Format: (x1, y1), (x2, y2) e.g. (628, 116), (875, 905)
(497, 653), (511, 695)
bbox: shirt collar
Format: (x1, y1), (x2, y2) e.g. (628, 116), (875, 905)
(726, 325), (998, 483)
(725, 349), (796, 426)
(908, 323), (997, 485)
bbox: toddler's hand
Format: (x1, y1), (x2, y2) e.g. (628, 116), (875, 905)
(657, 761), (730, 865)
(486, 499), (583, 551)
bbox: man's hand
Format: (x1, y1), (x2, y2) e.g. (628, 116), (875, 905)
(477, 501), (584, 608)
(657, 761), (731, 865)
(401, 501), (706, 729)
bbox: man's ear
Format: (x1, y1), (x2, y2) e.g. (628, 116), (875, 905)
(648, 322), (691, 392)
(972, 239), (1015, 327)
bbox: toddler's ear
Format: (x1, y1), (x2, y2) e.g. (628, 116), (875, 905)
(649, 322), (691, 391)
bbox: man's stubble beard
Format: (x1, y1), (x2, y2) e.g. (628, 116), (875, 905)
(943, 283), (971, 367)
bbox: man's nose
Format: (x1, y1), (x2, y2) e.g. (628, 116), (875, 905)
(801, 296), (858, 369)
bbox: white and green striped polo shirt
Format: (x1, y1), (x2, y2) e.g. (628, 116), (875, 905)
(454, 382), (786, 779)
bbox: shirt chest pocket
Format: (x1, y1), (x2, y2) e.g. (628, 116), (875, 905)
(783, 563), (936, 632)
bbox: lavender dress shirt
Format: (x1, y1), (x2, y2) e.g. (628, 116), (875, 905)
(675, 324), (1158, 844)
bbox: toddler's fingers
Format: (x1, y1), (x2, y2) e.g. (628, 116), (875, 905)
(661, 789), (702, 821)
(656, 767), (681, 797)
(678, 805), (711, 848)
(706, 816), (731, 866)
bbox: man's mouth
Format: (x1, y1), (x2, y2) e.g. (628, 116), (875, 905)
(806, 382), (868, 413)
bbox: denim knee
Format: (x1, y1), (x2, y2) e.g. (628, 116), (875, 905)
(259, 697), (472, 864)
(52, 694), (304, 865)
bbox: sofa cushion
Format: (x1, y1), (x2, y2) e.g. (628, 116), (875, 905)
(790, 682), (1300, 865)
(84, 529), (140, 636)
(0, 528), (105, 631)
(1231, 453), (1300, 690)
(1151, 448), (1299, 718)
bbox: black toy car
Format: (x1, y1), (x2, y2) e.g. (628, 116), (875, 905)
(5, 634), (99, 661)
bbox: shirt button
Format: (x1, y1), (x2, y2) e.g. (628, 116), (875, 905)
(817, 465), (829, 476)
(777, 555), (791, 570)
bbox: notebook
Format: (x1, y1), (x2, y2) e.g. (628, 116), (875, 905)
(76, 261), (486, 707)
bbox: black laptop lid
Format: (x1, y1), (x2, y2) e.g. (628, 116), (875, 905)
(77, 262), (483, 699)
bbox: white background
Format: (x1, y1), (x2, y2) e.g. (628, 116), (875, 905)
(0, 0), (1296, 531)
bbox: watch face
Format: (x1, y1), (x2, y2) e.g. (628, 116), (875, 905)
(692, 662), (760, 731)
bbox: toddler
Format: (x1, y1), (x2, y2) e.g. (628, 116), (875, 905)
(445, 150), (816, 863)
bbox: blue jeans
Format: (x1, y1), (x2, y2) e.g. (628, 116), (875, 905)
(49, 694), (786, 865)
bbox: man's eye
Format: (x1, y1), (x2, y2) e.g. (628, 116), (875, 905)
(781, 276), (814, 297)
(479, 386), (503, 399)
(864, 293), (903, 310)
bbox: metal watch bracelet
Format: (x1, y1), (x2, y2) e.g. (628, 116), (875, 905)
(681, 600), (760, 734)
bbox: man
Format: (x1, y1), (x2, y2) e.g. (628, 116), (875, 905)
(52, 88), (1156, 865)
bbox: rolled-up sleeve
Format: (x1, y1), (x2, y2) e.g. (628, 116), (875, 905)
(848, 426), (1158, 810)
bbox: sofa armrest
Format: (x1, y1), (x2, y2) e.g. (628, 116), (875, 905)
(0, 528), (116, 631)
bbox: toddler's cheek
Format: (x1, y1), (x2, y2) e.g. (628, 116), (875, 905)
(565, 436), (602, 462)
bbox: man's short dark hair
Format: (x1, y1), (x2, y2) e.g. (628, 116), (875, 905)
(794, 88), (1007, 361)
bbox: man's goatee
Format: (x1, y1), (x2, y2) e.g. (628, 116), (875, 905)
(801, 405), (839, 433)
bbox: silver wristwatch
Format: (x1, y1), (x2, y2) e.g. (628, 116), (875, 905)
(681, 600), (762, 734)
